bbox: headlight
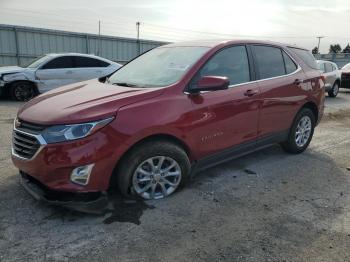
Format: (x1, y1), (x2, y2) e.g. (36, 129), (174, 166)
(41, 117), (114, 143)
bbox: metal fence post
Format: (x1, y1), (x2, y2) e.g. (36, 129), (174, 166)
(13, 27), (20, 65)
(86, 34), (89, 54)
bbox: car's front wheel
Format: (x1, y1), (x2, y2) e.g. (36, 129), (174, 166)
(117, 140), (191, 200)
(328, 82), (339, 97)
(10, 81), (36, 101)
(281, 108), (315, 154)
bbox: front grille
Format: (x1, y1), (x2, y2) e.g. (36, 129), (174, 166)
(13, 130), (41, 159)
(16, 119), (46, 134)
(342, 73), (350, 79)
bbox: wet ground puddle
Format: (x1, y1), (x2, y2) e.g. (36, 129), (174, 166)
(103, 194), (155, 225)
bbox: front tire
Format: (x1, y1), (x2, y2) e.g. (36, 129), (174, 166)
(117, 140), (191, 200)
(10, 81), (36, 101)
(328, 82), (339, 97)
(281, 108), (315, 154)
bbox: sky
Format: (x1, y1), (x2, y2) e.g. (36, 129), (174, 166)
(0, 0), (349, 53)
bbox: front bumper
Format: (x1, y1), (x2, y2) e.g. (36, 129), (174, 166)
(12, 126), (122, 192)
(341, 78), (350, 88)
(20, 172), (109, 214)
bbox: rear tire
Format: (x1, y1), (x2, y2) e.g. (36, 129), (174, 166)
(328, 82), (339, 97)
(10, 81), (36, 101)
(116, 140), (191, 200)
(281, 108), (315, 154)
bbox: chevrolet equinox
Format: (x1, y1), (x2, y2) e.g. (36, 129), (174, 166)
(12, 40), (325, 210)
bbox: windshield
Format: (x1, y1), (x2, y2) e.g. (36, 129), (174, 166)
(25, 55), (51, 68)
(108, 46), (209, 87)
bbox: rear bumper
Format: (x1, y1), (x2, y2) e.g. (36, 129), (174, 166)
(20, 172), (109, 214)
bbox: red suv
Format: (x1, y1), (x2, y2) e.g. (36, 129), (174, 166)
(12, 40), (325, 211)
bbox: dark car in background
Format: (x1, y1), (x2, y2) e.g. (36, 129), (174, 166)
(11, 40), (324, 211)
(341, 63), (350, 89)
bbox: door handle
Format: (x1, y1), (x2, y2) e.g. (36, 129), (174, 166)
(244, 89), (259, 97)
(66, 70), (73, 74)
(293, 79), (303, 85)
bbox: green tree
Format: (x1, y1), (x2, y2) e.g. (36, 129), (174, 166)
(342, 44), (350, 53)
(312, 47), (319, 54)
(329, 44), (342, 54)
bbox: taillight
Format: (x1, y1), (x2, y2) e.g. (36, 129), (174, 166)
(320, 75), (326, 83)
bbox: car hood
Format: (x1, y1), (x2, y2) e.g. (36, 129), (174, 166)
(0, 66), (24, 75)
(18, 79), (164, 125)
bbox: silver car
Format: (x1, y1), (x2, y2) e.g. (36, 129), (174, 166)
(317, 60), (341, 97)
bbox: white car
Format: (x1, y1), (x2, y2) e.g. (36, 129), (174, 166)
(316, 60), (342, 97)
(0, 53), (121, 101)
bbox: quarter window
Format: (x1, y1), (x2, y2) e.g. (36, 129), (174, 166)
(289, 47), (318, 69)
(282, 51), (298, 74)
(195, 45), (250, 86)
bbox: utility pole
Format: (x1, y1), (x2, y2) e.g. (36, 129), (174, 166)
(136, 22), (140, 55)
(98, 20), (101, 56)
(316, 36), (325, 53)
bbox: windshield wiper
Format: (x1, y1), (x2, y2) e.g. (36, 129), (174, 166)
(112, 82), (137, 87)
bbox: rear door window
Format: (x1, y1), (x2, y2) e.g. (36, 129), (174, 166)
(74, 56), (110, 68)
(325, 63), (333, 73)
(195, 45), (251, 86)
(253, 45), (286, 79)
(41, 56), (75, 69)
(318, 62), (325, 73)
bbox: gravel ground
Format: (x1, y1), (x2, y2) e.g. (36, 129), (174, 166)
(1, 90), (350, 262)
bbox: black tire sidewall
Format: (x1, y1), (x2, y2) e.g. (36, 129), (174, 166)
(283, 108), (315, 154)
(10, 81), (35, 101)
(117, 141), (191, 198)
(328, 82), (339, 97)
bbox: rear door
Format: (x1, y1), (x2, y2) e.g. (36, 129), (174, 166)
(188, 45), (260, 159)
(251, 45), (305, 139)
(35, 56), (79, 92)
(73, 56), (111, 81)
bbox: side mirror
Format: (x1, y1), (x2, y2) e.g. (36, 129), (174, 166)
(190, 76), (229, 93)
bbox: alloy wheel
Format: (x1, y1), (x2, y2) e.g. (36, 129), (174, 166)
(132, 156), (182, 200)
(295, 115), (312, 147)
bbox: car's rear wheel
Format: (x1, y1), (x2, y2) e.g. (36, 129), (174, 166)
(10, 81), (36, 101)
(117, 140), (191, 200)
(328, 82), (339, 97)
(281, 108), (315, 154)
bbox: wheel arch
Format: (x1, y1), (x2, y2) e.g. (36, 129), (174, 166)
(301, 101), (319, 123)
(10, 80), (38, 92)
(108, 133), (194, 189)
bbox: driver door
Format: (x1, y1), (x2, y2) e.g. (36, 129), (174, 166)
(35, 56), (79, 92)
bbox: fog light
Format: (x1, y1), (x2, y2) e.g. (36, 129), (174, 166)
(70, 164), (94, 185)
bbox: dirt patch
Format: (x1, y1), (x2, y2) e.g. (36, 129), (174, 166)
(323, 108), (350, 122)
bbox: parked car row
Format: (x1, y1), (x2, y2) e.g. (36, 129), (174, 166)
(0, 53), (121, 101)
(11, 39), (325, 212)
(316, 60), (350, 98)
